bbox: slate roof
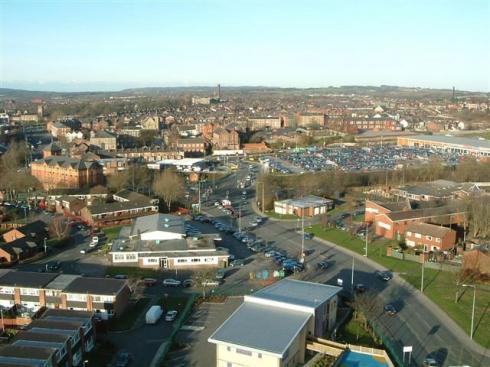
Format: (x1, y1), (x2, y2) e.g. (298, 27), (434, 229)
(62, 277), (126, 295)
(0, 271), (58, 288)
(33, 156), (100, 170)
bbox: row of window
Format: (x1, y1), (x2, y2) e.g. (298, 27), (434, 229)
(407, 232), (442, 243)
(226, 346), (261, 358)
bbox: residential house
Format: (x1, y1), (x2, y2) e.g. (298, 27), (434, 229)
(373, 205), (465, 240)
(42, 143), (63, 158)
(90, 131), (117, 151)
(2, 220), (47, 243)
(141, 116), (162, 131)
(47, 121), (71, 138)
(212, 127), (240, 150)
(405, 223), (456, 251)
(0, 271), (130, 319)
(176, 138), (207, 157)
(364, 200), (411, 223)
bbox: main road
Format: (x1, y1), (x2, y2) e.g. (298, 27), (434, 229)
(201, 161), (489, 367)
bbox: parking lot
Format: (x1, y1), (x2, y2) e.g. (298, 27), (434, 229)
(263, 145), (463, 173)
(165, 297), (242, 367)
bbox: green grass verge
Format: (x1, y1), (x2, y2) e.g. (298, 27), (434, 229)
(110, 297), (151, 331)
(105, 266), (161, 279)
(264, 210), (298, 220)
(157, 295), (190, 314)
(310, 225), (490, 347)
(103, 225), (123, 242)
(337, 316), (381, 348)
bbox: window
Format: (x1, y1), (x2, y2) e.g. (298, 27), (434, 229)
(0, 287), (14, 295)
(227, 346), (231, 352)
(125, 254), (137, 261)
(436, 238), (441, 243)
(406, 231), (412, 236)
(426, 236), (432, 240)
(415, 233), (421, 238)
(146, 258), (158, 264)
(258, 353), (262, 358)
(236, 348), (252, 356)
(114, 254), (125, 261)
(20, 288), (39, 296)
(67, 293), (87, 302)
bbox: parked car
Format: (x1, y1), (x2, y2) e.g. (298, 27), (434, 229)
(145, 306), (163, 324)
(383, 304), (397, 316)
(91, 236), (99, 244)
(113, 274), (128, 280)
(202, 280), (221, 287)
(48, 261), (61, 271)
(80, 247), (95, 254)
(163, 278), (181, 287)
(230, 259), (244, 267)
(317, 260), (329, 269)
(165, 310), (178, 322)
(303, 232), (313, 240)
(423, 358), (439, 367)
(354, 284), (368, 293)
(143, 278), (157, 287)
(114, 351), (131, 367)
(215, 269), (226, 280)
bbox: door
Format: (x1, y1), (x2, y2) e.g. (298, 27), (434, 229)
(160, 258), (168, 268)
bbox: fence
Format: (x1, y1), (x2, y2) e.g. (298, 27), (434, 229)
(149, 293), (196, 367)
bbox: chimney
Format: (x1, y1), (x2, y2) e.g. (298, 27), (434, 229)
(217, 84), (221, 101)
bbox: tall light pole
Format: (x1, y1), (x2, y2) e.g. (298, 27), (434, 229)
(256, 181), (264, 213)
(462, 284), (476, 339)
(44, 237), (47, 253)
(300, 213), (305, 262)
(364, 223), (369, 257)
(420, 259), (425, 292)
(351, 257), (355, 292)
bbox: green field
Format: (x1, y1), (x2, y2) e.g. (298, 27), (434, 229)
(337, 316), (382, 348)
(103, 225), (123, 242)
(310, 225), (490, 347)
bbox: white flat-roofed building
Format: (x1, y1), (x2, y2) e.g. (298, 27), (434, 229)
(208, 279), (341, 367)
(397, 134), (490, 157)
(274, 195), (334, 217)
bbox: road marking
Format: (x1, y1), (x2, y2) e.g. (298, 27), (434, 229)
(181, 325), (205, 331)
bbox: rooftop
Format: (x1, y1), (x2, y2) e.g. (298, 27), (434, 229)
(406, 134), (490, 151)
(249, 279), (342, 309)
(0, 271), (58, 289)
(208, 301), (311, 356)
(275, 195), (333, 209)
(128, 213), (185, 237)
(62, 277), (126, 295)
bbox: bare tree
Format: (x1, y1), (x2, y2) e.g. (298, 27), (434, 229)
(89, 185), (108, 195)
(49, 216), (69, 240)
(192, 270), (216, 298)
(152, 170), (184, 211)
(106, 171), (129, 192)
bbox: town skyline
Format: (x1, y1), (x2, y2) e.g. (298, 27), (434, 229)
(1, 0), (489, 92)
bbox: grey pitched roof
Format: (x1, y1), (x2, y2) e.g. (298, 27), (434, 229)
(35, 155), (100, 170)
(0, 271), (58, 288)
(208, 301), (311, 356)
(129, 213), (185, 237)
(250, 279), (342, 309)
(62, 277), (126, 295)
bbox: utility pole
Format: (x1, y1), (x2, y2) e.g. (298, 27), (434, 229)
(44, 237), (47, 253)
(364, 224), (369, 257)
(198, 180), (201, 213)
(238, 201), (242, 233)
(462, 284), (476, 339)
(351, 257), (355, 292)
(300, 213), (305, 262)
(421, 259), (425, 292)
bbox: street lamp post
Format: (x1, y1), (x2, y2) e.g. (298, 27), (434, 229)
(462, 284), (476, 339)
(256, 181), (264, 213)
(364, 223), (369, 257)
(44, 237), (47, 253)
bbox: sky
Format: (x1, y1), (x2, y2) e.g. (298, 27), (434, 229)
(0, 0), (489, 92)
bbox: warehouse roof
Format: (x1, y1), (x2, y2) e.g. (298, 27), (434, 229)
(250, 279), (341, 309)
(208, 301), (311, 356)
(405, 134), (490, 151)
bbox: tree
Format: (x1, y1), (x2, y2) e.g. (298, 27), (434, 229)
(90, 185), (108, 195)
(106, 171), (129, 192)
(49, 216), (69, 240)
(128, 165), (152, 193)
(192, 270), (216, 298)
(0, 141), (29, 170)
(152, 170), (184, 211)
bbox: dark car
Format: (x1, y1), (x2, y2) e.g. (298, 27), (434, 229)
(303, 232), (313, 240)
(48, 261), (61, 271)
(317, 260), (329, 270)
(383, 304), (397, 316)
(230, 259), (244, 267)
(114, 351), (130, 367)
(354, 284), (368, 293)
(375, 270), (392, 281)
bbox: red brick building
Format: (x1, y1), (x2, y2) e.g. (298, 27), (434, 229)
(212, 127), (240, 150)
(373, 205), (465, 240)
(364, 200), (411, 223)
(31, 156), (104, 190)
(405, 222), (456, 251)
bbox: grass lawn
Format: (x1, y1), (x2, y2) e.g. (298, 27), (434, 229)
(105, 266), (161, 279)
(103, 225), (123, 242)
(264, 210), (298, 220)
(109, 297), (150, 331)
(337, 316), (382, 348)
(463, 131), (490, 140)
(310, 225), (490, 347)
(85, 340), (116, 367)
(157, 295), (190, 314)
